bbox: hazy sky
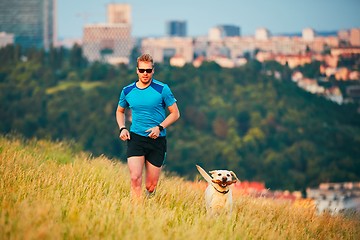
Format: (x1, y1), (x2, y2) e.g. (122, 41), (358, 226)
(58, 0), (360, 39)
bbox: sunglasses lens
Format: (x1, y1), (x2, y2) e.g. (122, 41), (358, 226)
(138, 68), (152, 73)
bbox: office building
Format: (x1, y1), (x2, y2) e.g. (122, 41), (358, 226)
(0, 0), (56, 50)
(83, 3), (133, 64)
(166, 21), (187, 37)
(83, 24), (133, 64)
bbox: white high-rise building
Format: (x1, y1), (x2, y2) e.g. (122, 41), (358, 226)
(107, 3), (131, 24)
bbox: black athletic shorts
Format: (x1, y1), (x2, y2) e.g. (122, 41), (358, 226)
(127, 132), (167, 168)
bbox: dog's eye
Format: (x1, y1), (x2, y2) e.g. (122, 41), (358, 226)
(227, 174), (230, 177)
(218, 173), (221, 176)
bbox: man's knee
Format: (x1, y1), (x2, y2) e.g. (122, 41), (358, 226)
(145, 182), (157, 193)
(130, 175), (142, 186)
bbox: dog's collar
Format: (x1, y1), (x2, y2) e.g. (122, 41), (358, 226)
(212, 185), (229, 194)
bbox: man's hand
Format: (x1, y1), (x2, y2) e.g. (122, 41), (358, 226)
(119, 128), (130, 141)
(145, 126), (161, 139)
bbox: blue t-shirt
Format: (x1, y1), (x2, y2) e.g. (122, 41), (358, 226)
(118, 79), (177, 137)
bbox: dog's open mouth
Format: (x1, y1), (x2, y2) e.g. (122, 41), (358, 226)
(212, 179), (236, 187)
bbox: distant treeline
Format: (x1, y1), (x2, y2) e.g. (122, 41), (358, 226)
(1, 44), (359, 191)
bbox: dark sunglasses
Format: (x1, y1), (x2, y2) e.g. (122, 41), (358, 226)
(138, 68), (153, 73)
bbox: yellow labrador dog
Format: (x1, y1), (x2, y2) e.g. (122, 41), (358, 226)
(196, 165), (239, 216)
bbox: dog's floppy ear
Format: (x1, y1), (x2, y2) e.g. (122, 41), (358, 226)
(209, 170), (217, 176)
(230, 171), (240, 182)
(196, 165), (213, 183)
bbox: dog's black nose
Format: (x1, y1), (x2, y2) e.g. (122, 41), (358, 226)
(222, 177), (227, 182)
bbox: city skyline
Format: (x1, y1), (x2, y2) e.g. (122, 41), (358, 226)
(58, 0), (360, 39)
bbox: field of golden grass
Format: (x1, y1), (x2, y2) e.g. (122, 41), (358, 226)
(1, 136), (359, 239)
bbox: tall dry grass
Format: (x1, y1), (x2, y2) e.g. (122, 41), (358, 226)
(1, 136), (359, 239)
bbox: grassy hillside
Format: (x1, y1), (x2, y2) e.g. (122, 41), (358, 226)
(1, 48), (359, 190)
(0, 136), (359, 239)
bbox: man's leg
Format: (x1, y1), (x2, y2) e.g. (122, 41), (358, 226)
(145, 161), (162, 195)
(127, 156), (145, 199)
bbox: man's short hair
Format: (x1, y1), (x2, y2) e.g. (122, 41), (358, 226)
(137, 54), (154, 67)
